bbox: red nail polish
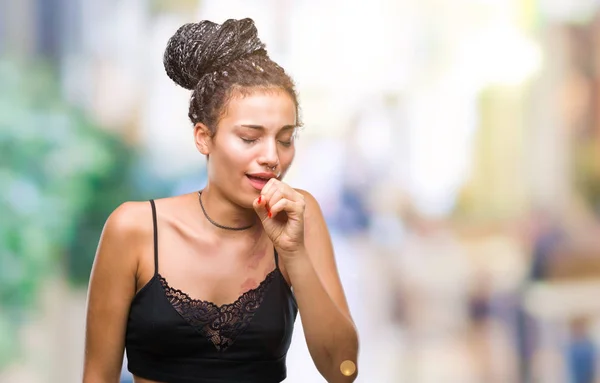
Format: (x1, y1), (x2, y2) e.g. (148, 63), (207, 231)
(268, 211), (272, 218)
(258, 196), (262, 204)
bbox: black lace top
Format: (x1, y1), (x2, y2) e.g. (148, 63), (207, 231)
(125, 200), (298, 383)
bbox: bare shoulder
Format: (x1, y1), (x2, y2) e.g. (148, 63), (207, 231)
(103, 201), (154, 242)
(294, 188), (321, 213)
(294, 188), (329, 228)
(95, 201), (155, 271)
(293, 188), (330, 239)
(294, 188), (313, 199)
(102, 194), (194, 245)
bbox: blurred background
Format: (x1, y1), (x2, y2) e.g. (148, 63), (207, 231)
(3, 0), (600, 382)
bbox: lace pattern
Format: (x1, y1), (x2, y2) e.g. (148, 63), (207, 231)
(158, 270), (277, 351)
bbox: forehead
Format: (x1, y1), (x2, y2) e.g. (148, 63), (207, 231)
(220, 89), (297, 128)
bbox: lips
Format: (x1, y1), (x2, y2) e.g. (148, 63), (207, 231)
(246, 174), (271, 190)
(247, 174), (271, 181)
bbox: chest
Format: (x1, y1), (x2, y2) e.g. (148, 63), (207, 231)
(127, 270), (297, 357)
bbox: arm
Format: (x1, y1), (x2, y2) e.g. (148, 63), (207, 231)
(283, 190), (359, 383)
(83, 202), (149, 383)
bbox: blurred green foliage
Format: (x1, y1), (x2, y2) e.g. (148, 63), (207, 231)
(574, 140), (600, 213)
(0, 58), (165, 368)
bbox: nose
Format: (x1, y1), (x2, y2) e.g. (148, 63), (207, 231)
(257, 139), (279, 171)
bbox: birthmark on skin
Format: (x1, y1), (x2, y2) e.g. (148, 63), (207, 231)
(239, 278), (260, 294)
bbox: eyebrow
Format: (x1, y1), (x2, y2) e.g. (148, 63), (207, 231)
(239, 124), (298, 131)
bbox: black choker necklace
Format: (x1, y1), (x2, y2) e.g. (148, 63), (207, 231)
(197, 191), (254, 231)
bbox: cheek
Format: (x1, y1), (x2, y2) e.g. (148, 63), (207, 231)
(213, 138), (252, 166)
(281, 147), (296, 167)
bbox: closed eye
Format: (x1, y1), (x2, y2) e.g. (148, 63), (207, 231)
(278, 132), (296, 148)
(241, 138), (257, 144)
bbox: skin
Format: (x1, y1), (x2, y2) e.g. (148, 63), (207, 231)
(83, 88), (359, 383)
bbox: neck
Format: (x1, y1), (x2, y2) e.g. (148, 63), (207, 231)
(199, 186), (257, 232)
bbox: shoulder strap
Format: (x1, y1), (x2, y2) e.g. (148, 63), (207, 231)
(149, 200), (159, 275)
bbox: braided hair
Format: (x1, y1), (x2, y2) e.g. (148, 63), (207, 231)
(163, 18), (301, 135)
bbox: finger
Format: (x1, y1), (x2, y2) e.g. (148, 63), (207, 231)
(268, 198), (302, 218)
(263, 182), (297, 206)
(253, 194), (269, 219)
(268, 198), (290, 218)
(260, 178), (278, 198)
(273, 183), (302, 202)
(266, 189), (285, 218)
(261, 180), (282, 211)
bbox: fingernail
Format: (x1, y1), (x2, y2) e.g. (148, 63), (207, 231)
(268, 211), (272, 218)
(258, 195), (262, 204)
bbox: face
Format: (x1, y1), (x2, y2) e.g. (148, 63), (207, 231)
(195, 88), (298, 206)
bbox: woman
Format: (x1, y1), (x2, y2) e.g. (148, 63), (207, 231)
(83, 18), (359, 383)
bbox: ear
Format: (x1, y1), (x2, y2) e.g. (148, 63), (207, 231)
(194, 123), (212, 155)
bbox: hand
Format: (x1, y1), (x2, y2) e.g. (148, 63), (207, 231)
(253, 179), (306, 254)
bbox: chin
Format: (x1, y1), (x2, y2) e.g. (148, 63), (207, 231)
(235, 185), (258, 208)
(241, 197), (257, 210)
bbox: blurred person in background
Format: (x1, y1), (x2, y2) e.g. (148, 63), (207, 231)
(567, 317), (597, 383)
(83, 18), (358, 383)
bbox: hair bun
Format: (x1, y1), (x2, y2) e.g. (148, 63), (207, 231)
(163, 18), (266, 90)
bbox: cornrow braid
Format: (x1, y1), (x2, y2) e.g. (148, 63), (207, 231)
(163, 18), (301, 134)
